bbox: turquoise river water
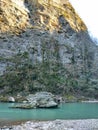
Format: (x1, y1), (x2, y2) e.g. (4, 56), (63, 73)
(0, 102), (98, 121)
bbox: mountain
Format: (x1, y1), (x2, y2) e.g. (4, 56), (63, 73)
(0, 0), (98, 98)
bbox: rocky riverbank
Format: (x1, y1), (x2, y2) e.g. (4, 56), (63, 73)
(0, 92), (59, 109)
(1, 119), (98, 130)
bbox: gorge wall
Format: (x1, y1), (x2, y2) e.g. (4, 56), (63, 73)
(0, 0), (98, 97)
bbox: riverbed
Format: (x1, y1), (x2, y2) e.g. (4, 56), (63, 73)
(1, 119), (98, 130)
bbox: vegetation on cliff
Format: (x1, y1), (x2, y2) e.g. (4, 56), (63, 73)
(0, 34), (98, 98)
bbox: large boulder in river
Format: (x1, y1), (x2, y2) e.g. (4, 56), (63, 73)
(26, 92), (58, 108)
(11, 92), (58, 109)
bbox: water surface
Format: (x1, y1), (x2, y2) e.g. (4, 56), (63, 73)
(0, 102), (98, 121)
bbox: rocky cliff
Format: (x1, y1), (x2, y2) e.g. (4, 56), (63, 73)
(0, 0), (98, 97)
(0, 0), (87, 34)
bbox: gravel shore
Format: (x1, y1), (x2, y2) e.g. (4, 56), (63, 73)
(0, 119), (98, 130)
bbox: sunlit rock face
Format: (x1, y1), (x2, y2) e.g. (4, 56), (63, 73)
(0, 0), (29, 34)
(0, 0), (87, 34)
(25, 0), (87, 32)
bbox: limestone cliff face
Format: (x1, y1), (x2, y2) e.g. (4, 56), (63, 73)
(29, 0), (87, 32)
(0, 0), (98, 96)
(0, 0), (87, 34)
(0, 0), (29, 34)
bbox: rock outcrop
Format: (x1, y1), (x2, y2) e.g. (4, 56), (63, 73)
(11, 92), (58, 109)
(27, 92), (58, 108)
(0, 0), (87, 34)
(8, 96), (15, 102)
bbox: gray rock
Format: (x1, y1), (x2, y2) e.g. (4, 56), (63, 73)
(26, 92), (58, 108)
(10, 92), (58, 109)
(39, 100), (58, 108)
(8, 97), (15, 102)
(10, 103), (36, 109)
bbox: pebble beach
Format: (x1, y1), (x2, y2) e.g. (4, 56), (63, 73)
(1, 119), (98, 130)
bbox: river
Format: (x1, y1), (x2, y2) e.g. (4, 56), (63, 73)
(0, 102), (98, 121)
